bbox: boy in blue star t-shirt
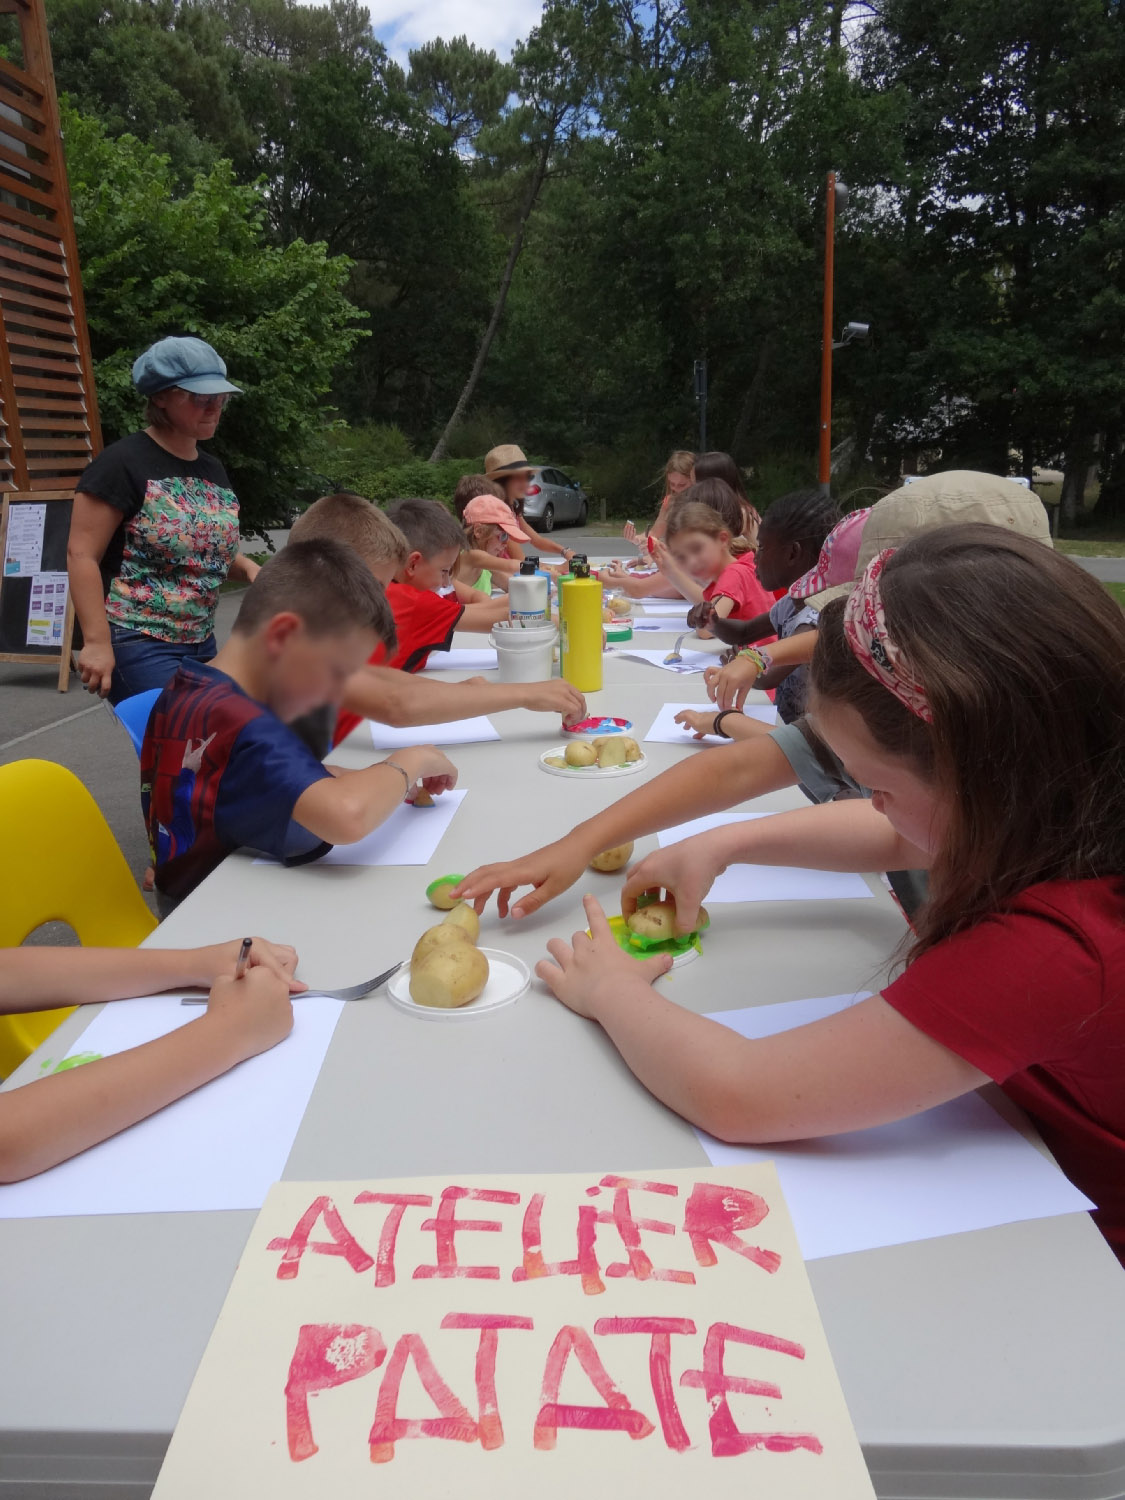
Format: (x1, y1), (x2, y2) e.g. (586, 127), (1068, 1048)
(141, 539), (458, 911)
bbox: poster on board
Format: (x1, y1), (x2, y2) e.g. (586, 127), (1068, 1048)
(153, 1164), (874, 1499)
(25, 571), (69, 646)
(4, 501), (45, 576)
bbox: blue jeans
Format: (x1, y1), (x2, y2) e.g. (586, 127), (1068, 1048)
(108, 624), (217, 706)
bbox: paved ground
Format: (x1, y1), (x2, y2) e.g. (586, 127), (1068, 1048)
(4, 522), (1117, 943)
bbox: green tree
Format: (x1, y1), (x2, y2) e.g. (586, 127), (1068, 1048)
(407, 34), (514, 151)
(63, 105), (364, 533)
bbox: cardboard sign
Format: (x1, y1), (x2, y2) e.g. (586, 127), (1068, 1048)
(153, 1165), (873, 1497)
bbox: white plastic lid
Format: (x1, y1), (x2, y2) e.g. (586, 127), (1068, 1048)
(387, 948), (531, 1020)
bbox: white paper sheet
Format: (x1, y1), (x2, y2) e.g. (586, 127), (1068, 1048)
(694, 992), (1095, 1259)
(25, 571), (68, 646)
(613, 647), (717, 675)
(644, 700), (776, 745)
(253, 787), (467, 868)
(367, 716), (499, 750)
(658, 812), (874, 902)
(636, 599), (694, 614)
(422, 648), (499, 672)
(0, 995), (345, 1218)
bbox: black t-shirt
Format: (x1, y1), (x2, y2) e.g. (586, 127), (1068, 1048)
(76, 431), (239, 645)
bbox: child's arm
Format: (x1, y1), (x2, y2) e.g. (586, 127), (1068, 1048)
(0, 966), (294, 1182)
(707, 631), (818, 711)
(620, 798), (929, 934)
(458, 593), (512, 632)
(0, 938), (305, 1015)
(521, 521), (572, 561)
(294, 746), (458, 846)
(597, 564), (684, 600)
(672, 707), (774, 742)
(339, 665), (586, 729)
(452, 733), (799, 918)
(536, 897), (986, 1144)
(650, 537), (704, 602)
(709, 609), (774, 646)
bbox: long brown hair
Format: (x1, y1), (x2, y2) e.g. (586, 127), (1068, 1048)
(666, 490), (752, 557)
(667, 479), (753, 555)
(692, 451), (762, 531)
(810, 524), (1125, 958)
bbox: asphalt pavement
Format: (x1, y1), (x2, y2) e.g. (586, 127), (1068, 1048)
(2, 524), (1119, 941)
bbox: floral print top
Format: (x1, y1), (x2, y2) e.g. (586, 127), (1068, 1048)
(77, 431), (239, 644)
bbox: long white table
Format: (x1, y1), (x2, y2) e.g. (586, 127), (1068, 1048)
(2, 631), (1124, 1499)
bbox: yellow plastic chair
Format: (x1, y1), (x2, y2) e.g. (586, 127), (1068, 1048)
(0, 759), (156, 1078)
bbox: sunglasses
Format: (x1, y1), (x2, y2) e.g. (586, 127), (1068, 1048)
(176, 390), (231, 409)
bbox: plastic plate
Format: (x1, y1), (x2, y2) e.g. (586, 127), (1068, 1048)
(539, 744), (648, 778)
(387, 948), (531, 1020)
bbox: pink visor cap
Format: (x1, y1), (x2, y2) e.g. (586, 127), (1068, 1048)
(463, 495), (530, 541)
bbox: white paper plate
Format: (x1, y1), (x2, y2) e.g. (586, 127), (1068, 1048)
(538, 744), (648, 778)
(387, 948), (530, 1020)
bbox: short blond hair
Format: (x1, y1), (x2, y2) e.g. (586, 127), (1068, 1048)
(289, 492), (409, 570)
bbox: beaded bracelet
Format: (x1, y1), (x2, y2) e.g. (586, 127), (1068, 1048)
(712, 709), (739, 738)
(736, 645), (773, 676)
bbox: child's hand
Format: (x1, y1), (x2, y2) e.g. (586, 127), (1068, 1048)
(415, 747), (459, 790)
(706, 654), (761, 712)
(518, 679), (586, 720)
(621, 838), (727, 935)
(203, 966), (294, 1063)
(450, 838), (590, 918)
(686, 599), (716, 632)
(536, 895), (671, 1020)
(674, 708), (719, 740)
(192, 938), (307, 993)
(650, 535), (672, 570)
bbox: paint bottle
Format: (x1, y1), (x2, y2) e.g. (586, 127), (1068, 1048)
(508, 559), (549, 627)
(559, 556), (603, 691)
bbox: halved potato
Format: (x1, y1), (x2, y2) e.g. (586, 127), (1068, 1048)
(410, 943), (490, 1009)
(596, 738), (628, 768)
(426, 875), (465, 911)
(544, 754), (568, 768)
(625, 899), (710, 940)
(442, 903), (480, 942)
(565, 741), (598, 767)
(589, 841), (634, 872)
(411, 925), (472, 967)
(619, 736), (642, 762)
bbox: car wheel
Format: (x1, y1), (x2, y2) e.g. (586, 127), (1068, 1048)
(541, 502), (555, 532)
(575, 497), (588, 526)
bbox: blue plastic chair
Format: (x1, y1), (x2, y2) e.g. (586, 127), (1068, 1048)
(111, 688), (162, 756)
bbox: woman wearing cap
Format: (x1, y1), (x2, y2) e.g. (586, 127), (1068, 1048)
(67, 336), (259, 704)
(484, 445), (575, 564)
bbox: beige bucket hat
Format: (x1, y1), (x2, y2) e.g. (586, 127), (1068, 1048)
(484, 444), (535, 478)
(805, 470), (1053, 611)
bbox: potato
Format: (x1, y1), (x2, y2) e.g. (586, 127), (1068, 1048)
(544, 754), (568, 769)
(626, 899), (710, 941)
(412, 925), (472, 967)
(426, 875), (465, 911)
(565, 741), (598, 767)
(412, 789), (435, 808)
(410, 943), (490, 1009)
(589, 841), (634, 873)
(596, 738), (628, 768)
(619, 736), (642, 762)
(442, 903), (480, 942)
(608, 595), (632, 616)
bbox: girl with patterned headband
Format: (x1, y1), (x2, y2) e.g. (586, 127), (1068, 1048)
(534, 525), (1125, 1263)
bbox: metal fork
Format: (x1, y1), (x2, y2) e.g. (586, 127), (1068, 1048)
(663, 633), (687, 665)
(179, 960), (403, 1005)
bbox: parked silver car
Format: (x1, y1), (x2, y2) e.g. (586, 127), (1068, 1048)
(520, 466), (588, 531)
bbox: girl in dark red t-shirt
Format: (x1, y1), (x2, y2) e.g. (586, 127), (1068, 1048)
(537, 526), (1125, 1262)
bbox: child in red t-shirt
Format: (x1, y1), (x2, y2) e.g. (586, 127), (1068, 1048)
(374, 498), (510, 674)
(536, 526), (1125, 1263)
(657, 496), (775, 632)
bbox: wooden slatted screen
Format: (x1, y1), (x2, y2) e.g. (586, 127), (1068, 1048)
(0, 0), (100, 687)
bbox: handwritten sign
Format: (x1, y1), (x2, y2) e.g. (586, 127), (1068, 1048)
(153, 1166), (873, 1498)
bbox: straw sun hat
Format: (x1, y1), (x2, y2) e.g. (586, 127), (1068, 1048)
(484, 444), (535, 478)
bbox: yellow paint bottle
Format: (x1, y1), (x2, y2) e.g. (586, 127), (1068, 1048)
(559, 555), (603, 692)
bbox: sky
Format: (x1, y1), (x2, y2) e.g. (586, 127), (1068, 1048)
(364, 0), (545, 62)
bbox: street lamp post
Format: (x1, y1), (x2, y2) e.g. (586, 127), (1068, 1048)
(818, 171), (849, 497)
(694, 358), (708, 452)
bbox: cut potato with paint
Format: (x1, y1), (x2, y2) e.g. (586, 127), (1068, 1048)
(425, 875), (465, 911)
(607, 595), (632, 616)
(596, 738), (628, 768)
(619, 736), (642, 762)
(625, 899), (710, 941)
(565, 741), (598, 767)
(589, 841), (634, 873)
(544, 754), (568, 769)
(410, 941), (490, 1010)
(442, 903), (480, 942)
(411, 925), (472, 966)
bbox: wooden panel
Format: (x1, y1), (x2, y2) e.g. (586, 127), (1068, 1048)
(0, 136), (50, 182)
(7, 330), (76, 356)
(16, 393), (86, 413)
(0, 239), (67, 278)
(26, 454), (86, 471)
(3, 307), (74, 336)
(20, 416), (88, 432)
(1, 285), (73, 318)
(0, 169), (59, 212)
(0, 113), (50, 154)
(0, 219), (64, 256)
(22, 436), (89, 450)
(11, 352), (80, 374)
(0, 54), (47, 100)
(0, 262), (70, 296)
